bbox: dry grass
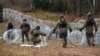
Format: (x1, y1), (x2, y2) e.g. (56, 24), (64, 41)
(0, 40), (100, 56)
(0, 21), (100, 56)
(24, 10), (76, 22)
(0, 21), (7, 36)
(24, 11), (59, 22)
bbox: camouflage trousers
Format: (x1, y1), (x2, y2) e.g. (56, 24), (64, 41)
(21, 31), (30, 43)
(59, 32), (67, 48)
(86, 33), (95, 46)
(31, 36), (41, 45)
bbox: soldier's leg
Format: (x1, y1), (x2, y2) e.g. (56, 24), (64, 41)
(63, 33), (67, 48)
(25, 32), (30, 42)
(31, 37), (36, 45)
(22, 32), (24, 43)
(33, 37), (41, 45)
(86, 34), (91, 46)
(91, 36), (95, 46)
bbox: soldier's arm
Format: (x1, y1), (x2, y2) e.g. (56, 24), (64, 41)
(93, 20), (97, 32)
(27, 23), (31, 30)
(30, 29), (34, 36)
(20, 23), (23, 28)
(39, 31), (46, 36)
(52, 23), (59, 33)
(67, 23), (72, 32)
(48, 23), (59, 38)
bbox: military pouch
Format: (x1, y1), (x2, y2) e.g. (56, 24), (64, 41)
(59, 28), (67, 34)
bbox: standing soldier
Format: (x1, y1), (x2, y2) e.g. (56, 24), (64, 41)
(30, 26), (46, 45)
(20, 19), (30, 43)
(0, 4), (3, 22)
(49, 14), (72, 48)
(80, 12), (97, 46)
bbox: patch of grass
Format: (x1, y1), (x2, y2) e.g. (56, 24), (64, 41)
(24, 12), (59, 22)
(0, 21), (7, 36)
(0, 38), (5, 43)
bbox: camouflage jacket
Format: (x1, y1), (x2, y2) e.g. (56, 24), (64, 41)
(81, 17), (97, 33)
(53, 20), (72, 34)
(20, 22), (30, 32)
(30, 29), (46, 37)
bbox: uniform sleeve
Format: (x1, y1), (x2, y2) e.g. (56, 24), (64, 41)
(93, 19), (97, 32)
(30, 29), (34, 35)
(27, 23), (31, 30)
(39, 31), (46, 36)
(52, 23), (59, 33)
(20, 23), (23, 28)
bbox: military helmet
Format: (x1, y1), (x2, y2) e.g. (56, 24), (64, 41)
(87, 12), (92, 17)
(23, 19), (27, 22)
(36, 26), (40, 30)
(59, 14), (64, 19)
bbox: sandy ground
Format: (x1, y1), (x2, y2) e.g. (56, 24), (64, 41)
(0, 21), (100, 56)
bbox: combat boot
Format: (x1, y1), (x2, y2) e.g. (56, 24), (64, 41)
(63, 43), (67, 48)
(92, 43), (95, 46)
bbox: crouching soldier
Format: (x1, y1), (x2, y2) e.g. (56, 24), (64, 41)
(30, 26), (46, 45)
(49, 14), (72, 48)
(80, 12), (97, 46)
(20, 19), (30, 43)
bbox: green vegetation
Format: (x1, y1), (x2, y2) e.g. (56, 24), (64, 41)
(31, 0), (67, 12)
(30, 0), (97, 16)
(25, 12), (59, 21)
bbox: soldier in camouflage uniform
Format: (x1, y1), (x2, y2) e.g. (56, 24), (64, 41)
(20, 19), (30, 43)
(80, 12), (97, 46)
(7, 22), (14, 40)
(7, 22), (14, 30)
(30, 26), (46, 45)
(49, 14), (72, 48)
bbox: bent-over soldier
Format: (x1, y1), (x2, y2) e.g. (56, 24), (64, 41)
(30, 26), (46, 45)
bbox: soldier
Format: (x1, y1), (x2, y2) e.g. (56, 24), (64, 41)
(30, 26), (46, 45)
(49, 14), (72, 48)
(7, 22), (14, 39)
(7, 22), (14, 30)
(20, 19), (30, 43)
(80, 12), (97, 46)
